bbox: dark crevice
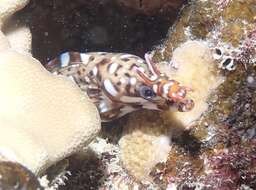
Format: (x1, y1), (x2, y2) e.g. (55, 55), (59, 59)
(12, 0), (186, 64)
(139, 0), (143, 8)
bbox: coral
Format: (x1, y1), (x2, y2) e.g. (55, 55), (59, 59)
(3, 20), (32, 54)
(0, 0), (29, 25)
(0, 30), (9, 50)
(117, 40), (222, 187)
(119, 111), (170, 182)
(47, 137), (150, 190)
(0, 0), (253, 189)
(0, 1), (101, 184)
(237, 29), (256, 65)
(160, 60), (256, 189)
(0, 50), (101, 174)
(0, 0), (31, 53)
(155, 0), (256, 60)
(213, 0), (231, 10)
(161, 40), (223, 128)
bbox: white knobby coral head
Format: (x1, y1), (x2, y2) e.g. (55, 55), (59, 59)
(0, 0), (31, 53)
(0, 50), (101, 174)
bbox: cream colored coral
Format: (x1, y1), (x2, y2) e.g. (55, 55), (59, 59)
(119, 40), (222, 182)
(0, 0), (29, 24)
(119, 111), (171, 182)
(161, 40), (223, 128)
(4, 23), (32, 54)
(0, 30), (9, 50)
(0, 0), (31, 53)
(0, 50), (101, 174)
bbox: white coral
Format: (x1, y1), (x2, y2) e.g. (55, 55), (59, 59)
(0, 50), (101, 174)
(0, 0), (101, 175)
(162, 40), (223, 128)
(0, 0), (31, 53)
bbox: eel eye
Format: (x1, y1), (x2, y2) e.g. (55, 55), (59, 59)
(139, 86), (156, 99)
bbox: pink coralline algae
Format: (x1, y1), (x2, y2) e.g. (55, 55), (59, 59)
(160, 128), (256, 190)
(203, 144), (256, 190)
(213, 0), (231, 10)
(237, 29), (256, 66)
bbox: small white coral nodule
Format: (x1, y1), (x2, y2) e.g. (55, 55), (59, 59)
(0, 0), (29, 24)
(0, 0), (31, 53)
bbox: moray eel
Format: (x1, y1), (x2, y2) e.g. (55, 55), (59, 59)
(46, 52), (194, 122)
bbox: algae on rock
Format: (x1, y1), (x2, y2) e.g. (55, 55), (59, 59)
(149, 0), (256, 189)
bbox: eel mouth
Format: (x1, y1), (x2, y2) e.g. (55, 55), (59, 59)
(176, 99), (195, 112)
(158, 99), (195, 112)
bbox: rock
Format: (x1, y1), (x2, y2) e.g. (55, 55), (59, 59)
(150, 0), (256, 189)
(0, 161), (43, 190)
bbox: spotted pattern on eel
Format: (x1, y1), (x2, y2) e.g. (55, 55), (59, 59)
(45, 52), (194, 122)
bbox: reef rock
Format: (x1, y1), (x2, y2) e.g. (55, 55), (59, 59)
(150, 0), (256, 189)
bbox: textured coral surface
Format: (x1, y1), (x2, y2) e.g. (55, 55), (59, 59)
(0, 0), (101, 188)
(0, 50), (100, 174)
(119, 111), (170, 182)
